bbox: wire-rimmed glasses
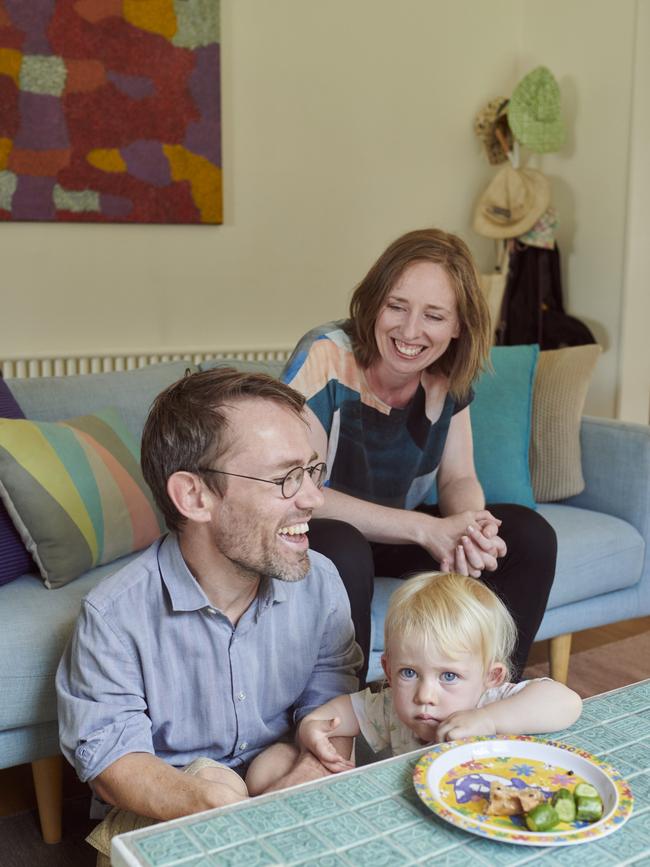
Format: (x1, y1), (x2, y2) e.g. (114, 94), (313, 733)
(199, 461), (327, 499)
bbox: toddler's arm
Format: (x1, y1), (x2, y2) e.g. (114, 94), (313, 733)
(297, 695), (360, 773)
(436, 679), (582, 742)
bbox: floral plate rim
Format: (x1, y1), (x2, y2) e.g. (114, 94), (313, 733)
(412, 734), (634, 847)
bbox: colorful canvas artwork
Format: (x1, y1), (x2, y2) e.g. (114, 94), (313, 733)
(0, 0), (221, 223)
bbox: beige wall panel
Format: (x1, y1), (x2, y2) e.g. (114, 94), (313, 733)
(519, 0), (637, 417)
(1, 0), (641, 421)
(1, 1), (519, 357)
(618, 0), (650, 423)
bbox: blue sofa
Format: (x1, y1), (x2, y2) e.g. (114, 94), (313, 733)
(1, 357), (648, 843)
(369, 416), (650, 682)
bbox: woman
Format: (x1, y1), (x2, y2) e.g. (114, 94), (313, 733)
(282, 228), (556, 683)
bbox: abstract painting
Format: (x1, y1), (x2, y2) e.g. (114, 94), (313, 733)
(0, 0), (221, 223)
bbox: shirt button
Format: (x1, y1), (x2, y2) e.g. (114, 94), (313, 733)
(237, 692), (246, 702)
(239, 742), (248, 751)
(206, 607), (217, 615)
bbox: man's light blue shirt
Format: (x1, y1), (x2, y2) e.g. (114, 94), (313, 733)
(56, 534), (361, 782)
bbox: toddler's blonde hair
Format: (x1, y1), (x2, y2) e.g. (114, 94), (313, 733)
(383, 572), (517, 681)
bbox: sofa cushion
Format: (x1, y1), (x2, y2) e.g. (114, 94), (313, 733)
(198, 358), (286, 378)
(537, 504), (644, 607)
(6, 360), (197, 446)
(0, 554), (139, 731)
(0, 377), (34, 587)
(0, 408), (163, 588)
(470, 344), (539, 508)
(531, 345), (601, 502)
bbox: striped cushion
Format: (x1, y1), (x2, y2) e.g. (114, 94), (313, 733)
(0, 408), (164, 588)
(0, 377), (34, 586)
(530, 344), (602, 501)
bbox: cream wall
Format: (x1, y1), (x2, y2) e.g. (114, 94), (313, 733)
(618, 0), (650, 423)
(1, 0), (645, 418)
(519, 0), (643, 417)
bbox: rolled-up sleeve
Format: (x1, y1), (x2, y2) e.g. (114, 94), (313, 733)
(56, 600), (154, 782)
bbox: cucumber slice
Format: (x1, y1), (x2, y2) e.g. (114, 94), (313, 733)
(574, 782), (599, 799)
(525, 803), (560, 832)
(576, 795), (603, 822)
(554, 796), (577, 822)
(551, 787), (573, 803)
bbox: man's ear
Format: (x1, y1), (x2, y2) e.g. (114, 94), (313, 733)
(380, 653), (392, 685)
(486, 662), (508, 688)
(167, 471), (216, 524)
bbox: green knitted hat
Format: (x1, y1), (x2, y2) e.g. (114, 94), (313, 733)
(508, 66), (565, 153)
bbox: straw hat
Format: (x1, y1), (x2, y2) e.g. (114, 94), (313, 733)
(473, 97), (513, 165)
(473, 164), (551, 239)
(508, 66), (565, 153)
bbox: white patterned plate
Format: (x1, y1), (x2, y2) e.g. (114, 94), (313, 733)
(413, 734), (633, 846)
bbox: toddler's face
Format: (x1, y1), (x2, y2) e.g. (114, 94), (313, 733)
(381, 634), (504, 744)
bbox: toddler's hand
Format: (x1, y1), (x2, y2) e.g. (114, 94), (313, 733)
(298, 717), (354, 774)
(435, 708), (496, 742)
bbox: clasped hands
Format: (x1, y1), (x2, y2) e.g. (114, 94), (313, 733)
(434, 510), (507, 579)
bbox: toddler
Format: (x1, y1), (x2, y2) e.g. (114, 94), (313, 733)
(298, 572), (582, 770)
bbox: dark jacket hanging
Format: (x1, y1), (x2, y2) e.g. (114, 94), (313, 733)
(496, 243), (596, 349)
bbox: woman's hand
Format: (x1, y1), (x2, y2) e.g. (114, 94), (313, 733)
(452, 520), (507, 578)
(418, 511), (506, 578)
(297, 718), (355, 774)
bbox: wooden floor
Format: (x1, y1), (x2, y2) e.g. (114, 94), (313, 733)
(0, 758), (87, 819)
(1, 616), (649, 819)
(525, 615), (650, 664)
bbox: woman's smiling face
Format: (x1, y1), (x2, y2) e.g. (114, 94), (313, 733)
(372, 260), (460, 383)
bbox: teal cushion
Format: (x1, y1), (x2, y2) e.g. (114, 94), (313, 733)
(471, 344), (539, 508)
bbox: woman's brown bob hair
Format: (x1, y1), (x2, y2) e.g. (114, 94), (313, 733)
(347, 228), (491, 399)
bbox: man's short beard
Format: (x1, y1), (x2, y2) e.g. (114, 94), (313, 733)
(270, 549), (310, 583)
(228, 548), (310, 584)
(211, 506), (312, 584)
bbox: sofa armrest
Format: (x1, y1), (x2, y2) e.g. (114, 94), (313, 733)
(564, 416), (650, 541)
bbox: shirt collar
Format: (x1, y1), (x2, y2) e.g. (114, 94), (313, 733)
(157, 533), (289, 614)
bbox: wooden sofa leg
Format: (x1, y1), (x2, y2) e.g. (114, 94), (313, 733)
(549, 633), (572, 685)
(31, 755), (63, 844)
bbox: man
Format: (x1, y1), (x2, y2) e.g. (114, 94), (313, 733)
(56, 368), (361, 860)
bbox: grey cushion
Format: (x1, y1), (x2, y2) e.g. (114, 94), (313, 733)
(198, 358), (285, 378)
(538, 504), (644, 607)
(7, 361), (196, 445)
(0, 553), (140, 731)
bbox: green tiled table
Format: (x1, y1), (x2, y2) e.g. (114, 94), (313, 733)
(112, 679), (650, 866)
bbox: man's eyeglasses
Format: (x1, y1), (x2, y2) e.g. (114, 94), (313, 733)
(199, 461), (327, 499)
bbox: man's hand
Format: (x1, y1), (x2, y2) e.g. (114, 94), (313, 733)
(299, 717), (355, 774)
(91, 753), (249, 820)
(435, 707), (496, 742)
